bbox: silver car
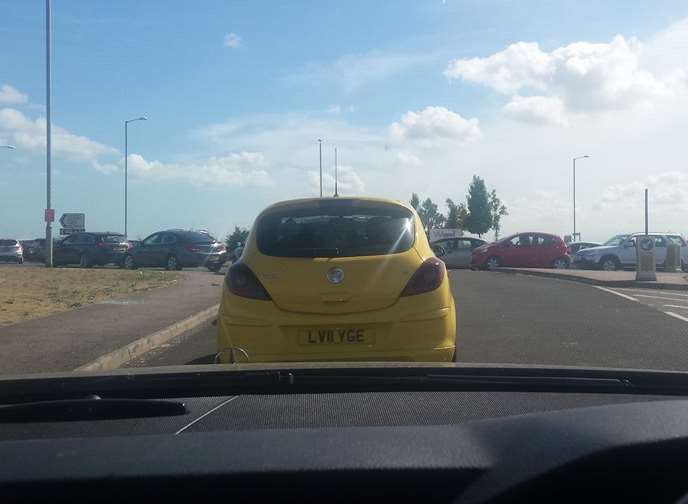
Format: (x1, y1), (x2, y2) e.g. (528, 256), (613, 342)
(0, 239), (23, 264)
(573, 233), (688, 271)
(431, 237), (486, 268)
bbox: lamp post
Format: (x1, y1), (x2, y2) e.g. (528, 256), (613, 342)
(318, 138), (323, 198)
(124, 116), (147, 239)
(572, 155), (590, 241)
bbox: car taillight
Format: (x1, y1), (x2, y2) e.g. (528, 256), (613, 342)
(400, 257), (445, 297)
(225, 262), (271, 300)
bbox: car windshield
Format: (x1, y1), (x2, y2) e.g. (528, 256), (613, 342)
(3, 2), (688, 394)
(257, 201), (414, 257)
(603, 235), (629, 247)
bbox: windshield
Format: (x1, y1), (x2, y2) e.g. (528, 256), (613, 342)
(603, 235), (629, 247)
(4, 1), (688, 388)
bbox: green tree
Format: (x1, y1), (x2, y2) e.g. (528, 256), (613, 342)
(464, 175), (492, 237)
(417, 197), (446, 233)
(488, 189), (508, 240)
(225, 226), (250, 252)
(445, 198), (468, 229)
(409, 193), (420, 211)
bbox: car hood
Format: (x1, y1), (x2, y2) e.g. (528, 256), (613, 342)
(576, 245), (617, 254)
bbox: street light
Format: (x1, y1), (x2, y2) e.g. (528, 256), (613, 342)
(317, 139), (323, 198)
(124, 116), (147, 239)
(572, 155), (590, 241)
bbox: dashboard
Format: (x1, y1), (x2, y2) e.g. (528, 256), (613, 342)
(2, 388), (688, 502)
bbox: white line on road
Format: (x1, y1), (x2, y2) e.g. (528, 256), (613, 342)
(632, 293), (688, 302)
(593, 286), (638, 302)
(620, 289), (688, 298)
(664, 311), (688, 323)
(664, 304), (688, 310)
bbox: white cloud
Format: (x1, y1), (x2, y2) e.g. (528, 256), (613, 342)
(445, 34), (676, 121)
(503, 95), (568, 126)
(0, 85), (28, 105)
(397, 150), (421, 166)
(0, 108), (116, 160)
(290, 51), (424, 93)
(308, 165), (365, 195)
(389, 106), (481, 144)
(92, 160), (119, 174)
(127, 152), (271, 187)
(223, 33), (241, 48)
(598, 172), (688, 210)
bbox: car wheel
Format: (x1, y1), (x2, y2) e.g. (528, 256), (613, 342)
(166, 254), (181, 271)
(682, 260), (688, 272)
(207, 264), (222, 272)
(552, 256), (570, 269)
(123, 254), (137, 270)
(485, 256), (501, 270)
(79, 254), (91, 268)
(600, 256), (619, 271)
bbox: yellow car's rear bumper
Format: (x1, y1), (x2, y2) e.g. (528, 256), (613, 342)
(216, 286), (456, 363)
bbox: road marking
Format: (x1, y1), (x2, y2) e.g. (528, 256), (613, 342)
(593, 286), (637, 302)
(664, 311), (688, 323)
(175, 396), (239, 435)
(632, 293), (688, 302)
(664, 304), (688, 310)
(620, 289), (688, 298)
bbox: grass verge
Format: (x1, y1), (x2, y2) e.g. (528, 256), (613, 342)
(0, 268), (179, 327)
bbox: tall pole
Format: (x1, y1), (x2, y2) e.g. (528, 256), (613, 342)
(45, 0), (53, 267)
(572, 155), (590, 242)
(645, 188), (649, 235)
(572, 157), (576, 240)
(318, 139), (322, 198)
(124, 121), (128, 239)
(334, 147), (338, 197)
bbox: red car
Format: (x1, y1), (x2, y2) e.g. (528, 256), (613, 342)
(471, 232), (570, 270)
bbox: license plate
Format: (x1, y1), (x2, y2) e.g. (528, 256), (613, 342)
(298, 328), (375, 345)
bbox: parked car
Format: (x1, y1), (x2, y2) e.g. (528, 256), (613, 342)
(0, 239), (23, 263)
(124, 230), (226, 271)
(573, 232), (688, 271)
(230, 243), (244, 264)
(53, 232), (129, 267)
(471, 232), (569, 270)
(431, 237), (486, 268)
(567, 241), (601, 256)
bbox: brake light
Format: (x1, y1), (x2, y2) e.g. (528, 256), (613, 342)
(400, 257), (445, 297)
(225, 262), (271, 300)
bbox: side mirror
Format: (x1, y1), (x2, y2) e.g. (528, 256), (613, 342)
(433, 245), (447, 258)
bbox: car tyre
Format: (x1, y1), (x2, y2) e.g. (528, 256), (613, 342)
(123, 254), (137, 270)
(552, 256), (570, 269)
(485, 256), (501, 270)
(166, 254), (182, 271)
(207, 264), (222, 272)
(600, 256), (620, 271)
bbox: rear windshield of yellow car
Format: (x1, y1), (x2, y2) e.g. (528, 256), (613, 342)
(256, 200), (415, 258)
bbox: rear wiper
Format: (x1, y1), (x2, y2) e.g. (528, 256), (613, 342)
(0, 394), (188, 423)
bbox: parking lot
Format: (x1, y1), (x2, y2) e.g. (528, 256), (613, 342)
(128, 269), (688, 372)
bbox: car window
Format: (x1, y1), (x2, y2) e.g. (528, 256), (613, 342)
(534, 235), (554, 247)
(667, 235), (686, 246)
(175, 231), (214, 244)
(517, 234), (533, 247)
(161, 233), (177, 245)
(79, 234), (95, 244)
(456, 239), (472, 250)
(60, 236), (76, 246)
(626, 237), (637, 247)
(654, 236), (667, 247)
(604, 234), (629, 246)
(142, 233), (162, 246)
(0, 239), (18, 246)
(101, 235), (124, 243)
(257, 201), (414, 257)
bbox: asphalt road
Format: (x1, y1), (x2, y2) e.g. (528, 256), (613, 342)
(130, 270), (688, 371)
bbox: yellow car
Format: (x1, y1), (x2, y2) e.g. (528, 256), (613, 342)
(217, 197), (456, 363)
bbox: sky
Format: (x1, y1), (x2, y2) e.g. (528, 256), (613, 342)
(2, 0), (688, 242)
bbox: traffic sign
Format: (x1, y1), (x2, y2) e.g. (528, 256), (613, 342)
(59, 213), (85, 229)
(44, 208), (55, 222)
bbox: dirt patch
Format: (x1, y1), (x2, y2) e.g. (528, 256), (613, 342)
(0, 268), (180, 326)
